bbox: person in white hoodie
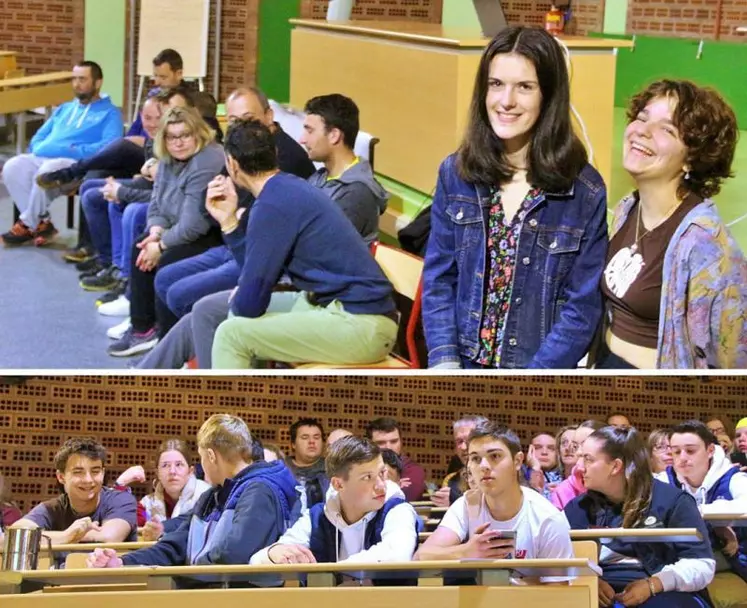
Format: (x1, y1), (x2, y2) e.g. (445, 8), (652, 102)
(656, 420), (747, 601)
(250, 435), (418, 574)
(113, 438), (211, 540)
(2, 61), (123, 245)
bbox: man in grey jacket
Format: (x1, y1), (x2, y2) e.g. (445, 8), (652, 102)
(302, 94), (388, 245)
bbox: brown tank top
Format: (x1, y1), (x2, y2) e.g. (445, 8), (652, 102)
(601, 193), (701, 348)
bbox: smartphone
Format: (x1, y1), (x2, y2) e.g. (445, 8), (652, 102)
(488, 530), (516, 540)
(731, 452), (747, 467)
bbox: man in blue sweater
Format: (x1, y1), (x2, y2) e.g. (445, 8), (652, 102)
(206, 118), (398, 368)
(2, 61), (123, 245)
(85, 414), (297, 579)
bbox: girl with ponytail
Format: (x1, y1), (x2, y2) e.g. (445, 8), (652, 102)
(564, 426), (715, 607)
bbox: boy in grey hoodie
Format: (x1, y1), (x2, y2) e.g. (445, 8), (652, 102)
(301, 94), (388, 245)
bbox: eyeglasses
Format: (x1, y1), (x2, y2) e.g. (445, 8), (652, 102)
(165, 132), (193, 143)
(653, 444), (671, 454)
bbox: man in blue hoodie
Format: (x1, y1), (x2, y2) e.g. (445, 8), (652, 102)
(2, 61), (123, 245)
(85, 414), (298, 583)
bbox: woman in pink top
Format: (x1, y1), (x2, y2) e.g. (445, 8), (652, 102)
(550, 420), (605, 509)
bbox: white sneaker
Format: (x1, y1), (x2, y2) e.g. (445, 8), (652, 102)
(98, 295), (130, 317)
(107, 317), (131, 340)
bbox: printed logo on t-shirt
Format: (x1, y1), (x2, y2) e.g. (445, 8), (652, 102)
(604, 247), (644, 298)
(514, 549), (527, 559)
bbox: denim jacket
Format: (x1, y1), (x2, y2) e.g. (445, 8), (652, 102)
(422, 154), (608, 368)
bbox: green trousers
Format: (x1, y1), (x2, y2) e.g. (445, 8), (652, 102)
(212, 292), (398, 369)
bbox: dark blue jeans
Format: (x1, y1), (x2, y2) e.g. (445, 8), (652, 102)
(154, 245), (240, 335)
(69, 138), (145, 180)
(80, 179), (139, 266)
(116, 202), (149, 281)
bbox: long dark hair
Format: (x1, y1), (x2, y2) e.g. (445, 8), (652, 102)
(457, 26), (587, 192)
(589, 427), (652, 528)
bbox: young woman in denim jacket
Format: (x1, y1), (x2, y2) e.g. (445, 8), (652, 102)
(422, 26), (608, 369)
(597, 80), (746, 369)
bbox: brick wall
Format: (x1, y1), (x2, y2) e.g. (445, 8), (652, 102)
(0, 0), (85, 74)
(301, 1), (604, 33)
(1, 375), (746, 513)
(502, 1), (605, 35)
(124, 0), (259, 114)
(301, 0), (443, 22)
(627, 0), (747, 42)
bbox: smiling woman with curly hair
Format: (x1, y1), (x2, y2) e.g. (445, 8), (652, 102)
(596, 80), (746, 369)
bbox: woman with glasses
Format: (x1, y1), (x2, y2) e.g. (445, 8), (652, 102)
(647, 429), (673, 474)
(108, 106), (225, 357)
(114, 438), (210, 541)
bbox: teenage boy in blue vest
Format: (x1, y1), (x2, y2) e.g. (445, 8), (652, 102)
(251, 436), (418, 566)
(656, 420), (747, 597)
(86, 414), (297, 576)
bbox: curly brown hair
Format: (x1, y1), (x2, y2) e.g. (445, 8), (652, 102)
(627, 80), (738, 199)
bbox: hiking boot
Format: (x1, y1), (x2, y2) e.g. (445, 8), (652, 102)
(107, 327), (158, 357)
(80, 265), (121, 292)
(36, 167), (82, 191)
(63, 246), (95, 264)
(2, 220), (35, 245)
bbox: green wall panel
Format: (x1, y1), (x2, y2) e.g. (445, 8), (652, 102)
(257, 0), (300, 103)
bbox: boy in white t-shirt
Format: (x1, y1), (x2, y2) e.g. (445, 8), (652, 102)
(415, 421), (573, 583)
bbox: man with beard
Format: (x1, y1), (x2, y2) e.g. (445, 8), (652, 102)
(2, 61), (123, 244)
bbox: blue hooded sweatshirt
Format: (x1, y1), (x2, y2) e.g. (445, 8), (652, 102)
(122, 460), (297, 571)
(29, 95), (123, 161)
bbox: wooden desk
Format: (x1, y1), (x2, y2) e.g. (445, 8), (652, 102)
(0, 584), (596, 608)
(0, 71), (73, 154)
(0, 559), (600, 595)
(289, 19), (632, 194)
(703, 513), (747, 528)
(419, 528), (703, 543)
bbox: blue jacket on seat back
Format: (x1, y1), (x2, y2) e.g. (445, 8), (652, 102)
(422, 154), (608, 369)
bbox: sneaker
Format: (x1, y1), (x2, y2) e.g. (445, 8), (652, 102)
(96, 281), (127, 306)
(76, 257), (101, 272)
(78, 262), (107, 280)
(107, 327), (158, 357)
(2, 220), (35, 245)
(35, 167), (82, 191)
(35, 218), (57, 238)
(98, 295), (130, 317)
(63, 246), (95, 264)
(107, 317), (131, 340)
(80, 265), (121, 292)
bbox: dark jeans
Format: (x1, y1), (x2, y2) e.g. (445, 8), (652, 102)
(129, 231), (222, 334)
(596, 341), (639, 369)
(154, 245), (239, 335)
(70, 139), (145, 180)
